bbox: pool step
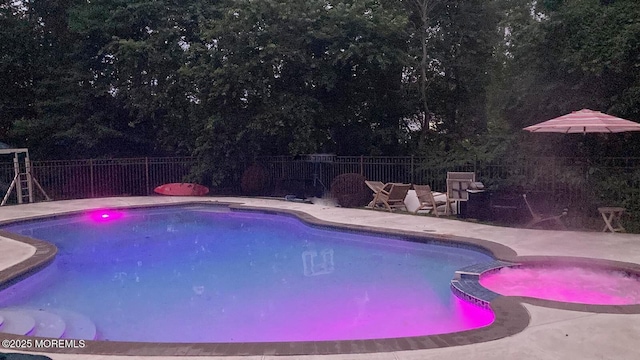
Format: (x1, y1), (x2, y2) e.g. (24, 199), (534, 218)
(54, 308), (97, 340)
(22, 309), (66, 338)
(0, 308), (96, 340)
(0, 309), (37, 335)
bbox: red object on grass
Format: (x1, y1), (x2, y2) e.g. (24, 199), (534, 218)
(154, 183), (209, 196)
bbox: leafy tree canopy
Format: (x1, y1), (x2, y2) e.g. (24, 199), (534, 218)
(2, 0), (639, 185)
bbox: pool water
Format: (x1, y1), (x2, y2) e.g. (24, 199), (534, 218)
(480, 266), (640, 305)
(0, 205), (495, 342)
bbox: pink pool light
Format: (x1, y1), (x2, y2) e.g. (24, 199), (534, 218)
(87, 210), (125, 223)
(480, 266), (640, 305)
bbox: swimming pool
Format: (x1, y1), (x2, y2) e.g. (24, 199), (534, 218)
(0, 205), (495, 343)
(3, 198), (640, 358)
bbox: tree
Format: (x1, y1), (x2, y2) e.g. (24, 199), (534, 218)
(405, 0), (438, 136)
(185, 0), (411, 185)
(404, 0), (501, 157)
(431, 0), (501, 138)
(498, 0), (640, 129)
(68, 0), (204, 156)
(487, 0), (640, 158)
(0, 1), (40, 139)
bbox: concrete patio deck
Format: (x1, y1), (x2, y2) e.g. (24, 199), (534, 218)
(1, 196), (640, 360)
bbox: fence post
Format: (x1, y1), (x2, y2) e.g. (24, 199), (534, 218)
(89, 159), (95, 198)
(360, 155), (364, 176)
(145, 157), (150, 195)
(411, 155), (414, 184)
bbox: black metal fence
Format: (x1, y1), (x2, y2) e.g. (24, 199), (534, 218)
(0, 157), (196, 202)
(256, 155), (640, 229)
(2, 154), (639, 230)
(257, 155), (616, 198)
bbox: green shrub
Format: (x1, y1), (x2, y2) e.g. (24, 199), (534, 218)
(330, 173), (370, 208)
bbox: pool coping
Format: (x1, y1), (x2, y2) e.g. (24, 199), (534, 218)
(0, 200), (639, 356)
(0, 231), (57, 293)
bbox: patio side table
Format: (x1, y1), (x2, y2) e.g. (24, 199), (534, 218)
(598, 207), (626, 233)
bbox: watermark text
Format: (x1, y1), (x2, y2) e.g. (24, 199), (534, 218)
(2, 338), (86, 349)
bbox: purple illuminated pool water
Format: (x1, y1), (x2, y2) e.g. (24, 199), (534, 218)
(480, 266), (640, 305)
(0, 205), (494, 342)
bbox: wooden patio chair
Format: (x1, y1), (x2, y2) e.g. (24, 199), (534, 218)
(370, 183), (411, 212)
(445, 178), (474, 215)
(413, 184), (447, 216)
(523, 194), (567, 229)
(444, 172), (475, 215)
(364, 180), (386, 208)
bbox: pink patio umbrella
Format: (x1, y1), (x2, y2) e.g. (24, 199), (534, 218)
(523, 109), (640, 213)
(523, 109), (640, 134)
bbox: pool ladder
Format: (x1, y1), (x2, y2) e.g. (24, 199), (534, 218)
(1, 149), (51, 206)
